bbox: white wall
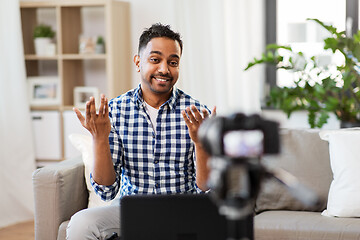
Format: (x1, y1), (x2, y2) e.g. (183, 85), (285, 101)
(127, 0), (266, 115)
(126, 0), (177, 88)
(124, 0), (341, 129)
(24, 0), (340, 129)
(262, 110), (340, 129)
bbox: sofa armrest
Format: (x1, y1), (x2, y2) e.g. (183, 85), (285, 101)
(32, 156), (88, 240)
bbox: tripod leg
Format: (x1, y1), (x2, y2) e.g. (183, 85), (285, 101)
(226, 214), (254, 240)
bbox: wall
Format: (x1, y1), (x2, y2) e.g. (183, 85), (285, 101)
(262, 110), (340, 129)
(25, 0), (340, 134)
(124, 0), (341, 130)
(31, 0), (265, 115)
(126, 0), (177, 88)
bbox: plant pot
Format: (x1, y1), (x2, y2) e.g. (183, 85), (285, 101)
(34, 37), (52, 56)
(95, 43), (105, 54)
(340, 121), (360, 128)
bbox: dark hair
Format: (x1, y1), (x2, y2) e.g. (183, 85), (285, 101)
(138, 23), (183, 55)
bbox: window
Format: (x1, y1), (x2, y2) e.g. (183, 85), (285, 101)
(265, 0), (359, 89)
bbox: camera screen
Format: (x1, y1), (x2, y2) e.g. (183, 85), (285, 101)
(223, 130), (264, 157)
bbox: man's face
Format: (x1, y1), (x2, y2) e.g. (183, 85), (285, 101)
(134, 37), (181, 97)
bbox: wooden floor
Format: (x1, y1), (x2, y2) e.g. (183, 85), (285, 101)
(0, 221), (34, 240)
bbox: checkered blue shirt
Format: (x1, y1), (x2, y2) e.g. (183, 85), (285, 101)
(90, 85), (209, 201)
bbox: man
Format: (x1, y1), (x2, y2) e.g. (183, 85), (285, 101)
(67, 23), (215, 239)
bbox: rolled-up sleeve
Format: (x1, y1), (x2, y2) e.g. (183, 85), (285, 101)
(90, 172), (120, 201)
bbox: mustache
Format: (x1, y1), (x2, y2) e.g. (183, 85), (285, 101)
(151, 73), (172, 79)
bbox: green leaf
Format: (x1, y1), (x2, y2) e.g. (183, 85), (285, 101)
(324, 38), (339, 52)
(317, 111), (330, 128)
(308, 111), (316, 128)
(325, 96), (339, 110)
(354, 30), (360, 43)
(266, 44), (292, 51)
(267, 51), (274, 59)
(307, 18), (339, 37)
(33, 24), (55, 39)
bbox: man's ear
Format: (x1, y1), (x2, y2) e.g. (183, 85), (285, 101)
(134, 55), (140, 72)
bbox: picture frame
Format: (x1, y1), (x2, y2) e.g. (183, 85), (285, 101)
(28, 76), (61, 106)
(79, 36), (95, 54)
(74, 86), (99, 109)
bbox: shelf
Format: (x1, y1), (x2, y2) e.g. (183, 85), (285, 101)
(25, 55), (58, 60)
(20, 0), (108, 8)
(62, 54), (106, 60)
(21, 0), (131, 162)
(20, 2), (57, 8)
(25, 54), (107, 60)
(31, 105), (62, 111)
(58, 1), (106, 7)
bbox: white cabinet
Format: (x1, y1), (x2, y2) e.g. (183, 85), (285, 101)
(31, 111), (62, 160)
(63, 110), (91, 159)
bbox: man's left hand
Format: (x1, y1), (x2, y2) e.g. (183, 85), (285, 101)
(182, 105), (216, 144)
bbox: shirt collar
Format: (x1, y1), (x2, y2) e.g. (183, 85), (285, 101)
(133, 84), (143, 108)
(133, 84), (180, 111)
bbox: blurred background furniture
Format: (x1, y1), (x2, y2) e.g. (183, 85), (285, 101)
(33, 129), (360, 240)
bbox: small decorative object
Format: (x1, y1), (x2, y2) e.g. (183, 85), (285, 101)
(95, 36), (105, 54)
(245, 18), (360, 128)
(28, 76), (61, 106)
(79, 36), (95, 54)
(33, 24), (56, 56)
(74, 86), (99, 109)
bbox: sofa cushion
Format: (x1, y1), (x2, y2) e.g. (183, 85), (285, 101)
(69, 134), (118, 208)
(255, 210), (360, 240)
(255, 129), (332, 213)
(57, 220), (69, 240)
(319, 128), (360, 217)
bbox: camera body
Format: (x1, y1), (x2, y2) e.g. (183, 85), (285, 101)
(199, 113), (280, 158)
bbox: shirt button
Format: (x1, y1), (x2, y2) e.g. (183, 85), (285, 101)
(155, 183), (159, 188)
(154, 160), (159, 164)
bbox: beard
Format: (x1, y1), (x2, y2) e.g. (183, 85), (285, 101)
(145, 73), (175, 94)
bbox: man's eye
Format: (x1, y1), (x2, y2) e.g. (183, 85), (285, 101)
(169, 61), (178, 67)
(150, 58), (159, 63)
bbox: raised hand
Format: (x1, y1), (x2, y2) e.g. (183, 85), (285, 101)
(73, 94), (111, 140)
(182, 105), (217, 144)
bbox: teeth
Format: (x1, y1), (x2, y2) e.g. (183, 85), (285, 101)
(155, 78), (168, 82)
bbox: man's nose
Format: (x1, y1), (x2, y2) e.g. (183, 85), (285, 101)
(158, 61), (170, 74)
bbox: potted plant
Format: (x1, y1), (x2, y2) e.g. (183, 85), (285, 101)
(33, 24), (55, 56)
(245, 18), (360, 128)
(95, 36), (105, 54)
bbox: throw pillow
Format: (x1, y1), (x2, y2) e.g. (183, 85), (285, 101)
(69, 133), (117, 208)
(319, 128), (360, 217)
(255, 128), (333, 213)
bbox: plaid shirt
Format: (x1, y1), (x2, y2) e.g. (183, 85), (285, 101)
(90, 85), (209, 201)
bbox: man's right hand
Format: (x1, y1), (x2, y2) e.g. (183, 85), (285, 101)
(73, 94), (111, 140)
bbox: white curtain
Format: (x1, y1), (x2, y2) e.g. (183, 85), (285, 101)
(174, 0), (265, 115)
(0, 0), (36, 227)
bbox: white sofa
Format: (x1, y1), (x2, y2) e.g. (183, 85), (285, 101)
(32, 128), (360, 240)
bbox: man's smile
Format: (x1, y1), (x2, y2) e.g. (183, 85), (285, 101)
(152, 76), (172, 83)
